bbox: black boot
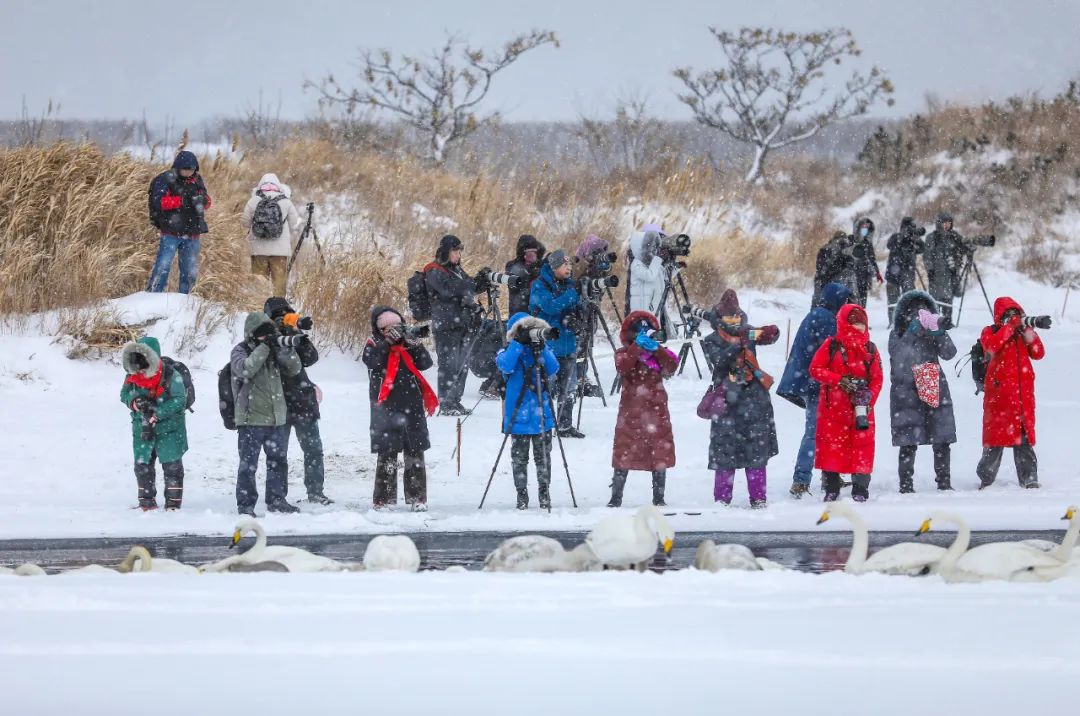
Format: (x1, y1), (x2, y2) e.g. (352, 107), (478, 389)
(513, 467), (529, 510)
(163, 461), (184, 510)
(607, 471), (627, 508)
(267, 498), (300, 514)
(651, 471), (667, 507)
(899, 477), (915, 494)
(538, 485), (551, 511)
(134, 461), (157, 510)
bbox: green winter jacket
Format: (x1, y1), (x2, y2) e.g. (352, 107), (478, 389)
(230, 312), (302, 427)
(120, 337), (189, 464)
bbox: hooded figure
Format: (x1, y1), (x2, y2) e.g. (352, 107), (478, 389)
(923, 212), (968, 324)
(885, 217), (926, 320)
(888, 290), (957, 492)
(505, 234), (547, 315)
(700, 290), (781, 508)
(120, 337), (189, 510)
(850, 217), (881, 307)
(608, 311), (679, 508)
(424, 234), (477, 413)
(362, 305), (437, 509)
(529, 254), (583, 435)
(813, 230), (859, 306)
(627, 228), (667, 327)
(243, 174), (302, 295)
(809, 304), (884, 501)
(146, 150), (212, 293)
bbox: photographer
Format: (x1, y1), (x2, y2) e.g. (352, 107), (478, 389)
(243, 174), (302, 297)
(424, 234), (478, 416)
(924, 212), (977, 326)
(495, 313), (561, 510)
(809, 304), (883, 502)
(575, 234), (618, 399)
(885, 217), (926, 321)
(977, 297), (1048, 490)
(700, 290), (781, 509)
(505, 234), (546, 315)
(362, 307), (439, 511)
(263, 297), (331, 505)
(146, 150), (212, 294)
(850, 217), (882, 308)
(609, 311), (679, 508)
(813, 231), (858, 307)
(529, 250), (584, 438)
(120, 337), (189, 510)
(230, 311), (303, 515)
(888, 291), (957, 493)
(627, 225), (667, 324)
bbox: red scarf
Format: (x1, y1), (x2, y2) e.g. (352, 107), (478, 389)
(125, 365), (165, 398)
(378, 344), (439, 416)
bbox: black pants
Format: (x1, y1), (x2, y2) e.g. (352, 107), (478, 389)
(510, 433), (552, 492)
(479, 370), (505, 396)
(433, 327), (469, 405)
(550, 356), (577, 430)
(823, 471), (870, 497)
(977, 433), (1038, 487)
(886, 279), (915, 322)
(236, 425), (289, 509)
(898, 443), (951, 484)
(134, 450), (184, 509)
(289, 420), (325, 497)
(374, 451), (426, 505)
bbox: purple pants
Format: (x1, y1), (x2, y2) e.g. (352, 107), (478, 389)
(714, 467), (767, 504)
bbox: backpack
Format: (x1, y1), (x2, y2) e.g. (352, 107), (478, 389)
(958, 326), (997, 394)
(250, 193), (286, 239)
(218, 362), (236, 430)
(407, 269), (433, 321)
(161, 356), (195, 412)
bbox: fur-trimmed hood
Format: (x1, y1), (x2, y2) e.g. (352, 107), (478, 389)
(620, 310), (659, 346)
(122, 336), (162, 377)
(505, 312), (550, 341)
(892, 289), (938, 334)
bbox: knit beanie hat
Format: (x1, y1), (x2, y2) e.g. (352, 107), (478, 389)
(376, 311), (403, 330)
(714, 288), (740, 317)
(547, 249), (570, 270)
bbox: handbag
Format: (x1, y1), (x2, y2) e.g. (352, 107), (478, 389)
(912, 362), (941, 408)
(696, 381), (728, 420)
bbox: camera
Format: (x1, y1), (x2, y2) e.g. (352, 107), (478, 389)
(660, 233), (692, 259)
(581, 275), (620, 296)
(282, 313), (314, 331)
(273, 334), (308, 348)
(645, 328), (667, 343)
(849, 379), (872, 431)
(134, 398), (156, 441)
(1021, 315), (1052, 330)
(683, 305), (717, 324)
(964, 234), (996, 249)
(476, 267), (520, 291)
(526, 326), (561, 344)
(912, 226), (927, 237)
(840, 238), (869, 260)
(403, 323), (432, 340)
(578, 250), (618, 274)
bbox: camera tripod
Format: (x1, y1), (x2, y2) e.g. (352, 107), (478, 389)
(287, 202), (326, 275)
(478, 343), (577, 511)
(953, 248), (994, 328)
(572, 292), (621, 427)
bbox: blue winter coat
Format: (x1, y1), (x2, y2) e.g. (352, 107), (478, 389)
(777, 283), (853, 407)
(528, 263), (580, 358)
(495, 313), (560, 435)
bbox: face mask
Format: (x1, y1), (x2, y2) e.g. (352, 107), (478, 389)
(859, 227), (869, 238)
(523, 249), (538, 266)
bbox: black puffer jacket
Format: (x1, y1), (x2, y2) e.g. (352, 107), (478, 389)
(263, 297), (320, 424)
(505, 234), (546, 315)
(362, 306), (434, 454)
(425, 235), (477, 332)
(886, 218), (926, 287)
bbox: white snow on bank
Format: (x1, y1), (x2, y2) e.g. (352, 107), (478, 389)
(0, 570), (1077, 714)
(0, 271), (1078, 540)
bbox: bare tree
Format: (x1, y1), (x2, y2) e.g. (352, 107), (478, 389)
(674, 27), (894, 183)
(241, 89), (284, 150)
(577, 92), (672, 173)
(306, 30), (558, 163)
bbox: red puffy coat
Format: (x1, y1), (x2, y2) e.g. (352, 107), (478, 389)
(809, 304), (884, 474)
(980, 297), (1045, 447)
(612, 311), (679, 471)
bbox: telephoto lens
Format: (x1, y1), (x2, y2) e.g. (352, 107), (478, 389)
(683, 305), (717, 324)
(527, 326), (561, 344)
(1021, 315), (1052, 330)
(274, 334), (306, 348)
(488, 271), (520, 288)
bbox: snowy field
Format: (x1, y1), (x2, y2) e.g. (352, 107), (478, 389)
(0, 570), (1077, 715)
(0, 270), (1077, 540)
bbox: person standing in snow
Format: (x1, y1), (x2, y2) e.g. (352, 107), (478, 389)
(923, 212), (968, 326)
(362, 306), (438, 510)
(529, 250), (584, 438)
(242, 174), (302, 297)
(809, 304), (884, 502)
(424, 235), (479, 416)
(812, 231), (859, 306)
(700, 289), (781, 509)
(885, 217), (926, 322)
(505, 234), (546, 316)
(146, 150), (211, 294)
(850, 217), (882, 308)
(120, 337), (189, 510)
(230, 312), (303, 516)
(263, 297), (332, 505)
(976, 297), (1047, 489)
(608, 311), (679, 507)
(888, 290), (957, 493)
(574, 234), (617, 400)
(626, 225), (670, 332)
(777, 282), (853, 498)
(495, 313), (560, 510)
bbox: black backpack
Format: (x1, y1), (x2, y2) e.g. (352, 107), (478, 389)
(250, 192), (286, 239)
(218, 362), (236, 430)
(959, 326), (997, 394)
(407, 269), (433, 321)
(161, 356), (195, 412)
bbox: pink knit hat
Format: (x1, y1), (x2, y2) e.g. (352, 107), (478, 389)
(376, 311), (402, 330)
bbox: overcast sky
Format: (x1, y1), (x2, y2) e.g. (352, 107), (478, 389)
(6, 0), (1079, 125)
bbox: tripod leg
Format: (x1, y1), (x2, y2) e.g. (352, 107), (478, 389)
(687, 340), (703, 379)
(970, 259), (993, 316)
(604, 287), (624, 322)
(587, 349), (607, 408)
(677, 342), (690, 376)
(537, 360), (576, 509)
(478, 432), (512, 510)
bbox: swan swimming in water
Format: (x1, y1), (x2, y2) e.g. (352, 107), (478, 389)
(692, 540), (785, 572)
(0, 563), (46, 576)
(818, 504), (946, 576)
(483, 535), (601, 572)
(65, 546), (154, 575)
(200, 520), (344, 573)
(117, 546), (199, 575)
(586, 505), (674, 571)
(363, 535), (421, 572)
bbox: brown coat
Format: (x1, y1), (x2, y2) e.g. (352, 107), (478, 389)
(611, 311), (679, 471)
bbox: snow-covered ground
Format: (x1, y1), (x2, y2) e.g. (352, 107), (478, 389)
(0, 270), (1077, 540)
(1, 569), (1077, 715)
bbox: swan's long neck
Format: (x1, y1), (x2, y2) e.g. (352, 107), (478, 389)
(1053, 513), (1080, 562)
(119, 546), (153, 573)
(931, 512), (971, 575)
(838, 508), (869, 573)
(247, 522), (268, 561)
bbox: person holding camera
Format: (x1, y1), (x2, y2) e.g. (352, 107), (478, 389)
(777, 282), (854, 498)
(976, 297), (1048, 490)
(147, 150), (212, 294)
(609, 311), (679, 507)
(363, 307), (439, 511)
(627, 225), (667, 324)
(262, 297), (331, 505)
(120, 337), (189, 510)
(888, 291), (957, 493)
(924, 212), (973, 326)
(242, 174), (302, 297)
(505, 234), (546, 315)
(809, 303), (883, 502)
(885, 217), (927, 322)
(813, 231), (859, 307)
(851, 217), (882, 308)
(575, 235), (618, 399)
(529, 250), (584, 438)
(700, 290), (781, 508)
(424, 234), (478, 416)
(495, 312), (561, 510)
(230, 311), (304, 515)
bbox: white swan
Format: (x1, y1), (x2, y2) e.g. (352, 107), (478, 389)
(117, 545), (199, 575)
(483, 535), (601, 573)
(818, 504), (946, 576)
(585, 505), (674, 571)
(918, 511), (1069, 582)
(0, 563), (46, 576)
(200, 520), (344, 573)
(692, 540), (786, 572)
(65, 546), (154, 575)
(1005, 507), (1080, 582)
(363, 535), (421, 572)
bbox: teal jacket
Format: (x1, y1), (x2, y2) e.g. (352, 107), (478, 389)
(120, 337), (188, 464)
(230, 312), (302, 427)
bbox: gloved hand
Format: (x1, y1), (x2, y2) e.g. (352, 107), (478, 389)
(514, 328), (532, 346)
(754, 325), (780, 344)
(917, 309), (940, 332)
(383, 326), (403, 344)
(838, 376), (858, 395)
(635, 330), (659, 353)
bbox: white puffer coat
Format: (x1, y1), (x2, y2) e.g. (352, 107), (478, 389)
(241, 173), (302, 257)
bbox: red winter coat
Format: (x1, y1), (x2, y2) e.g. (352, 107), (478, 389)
(809, 304), (884, 474)
(612, 311), (679, 471)
(980, 297), (1044, 447)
